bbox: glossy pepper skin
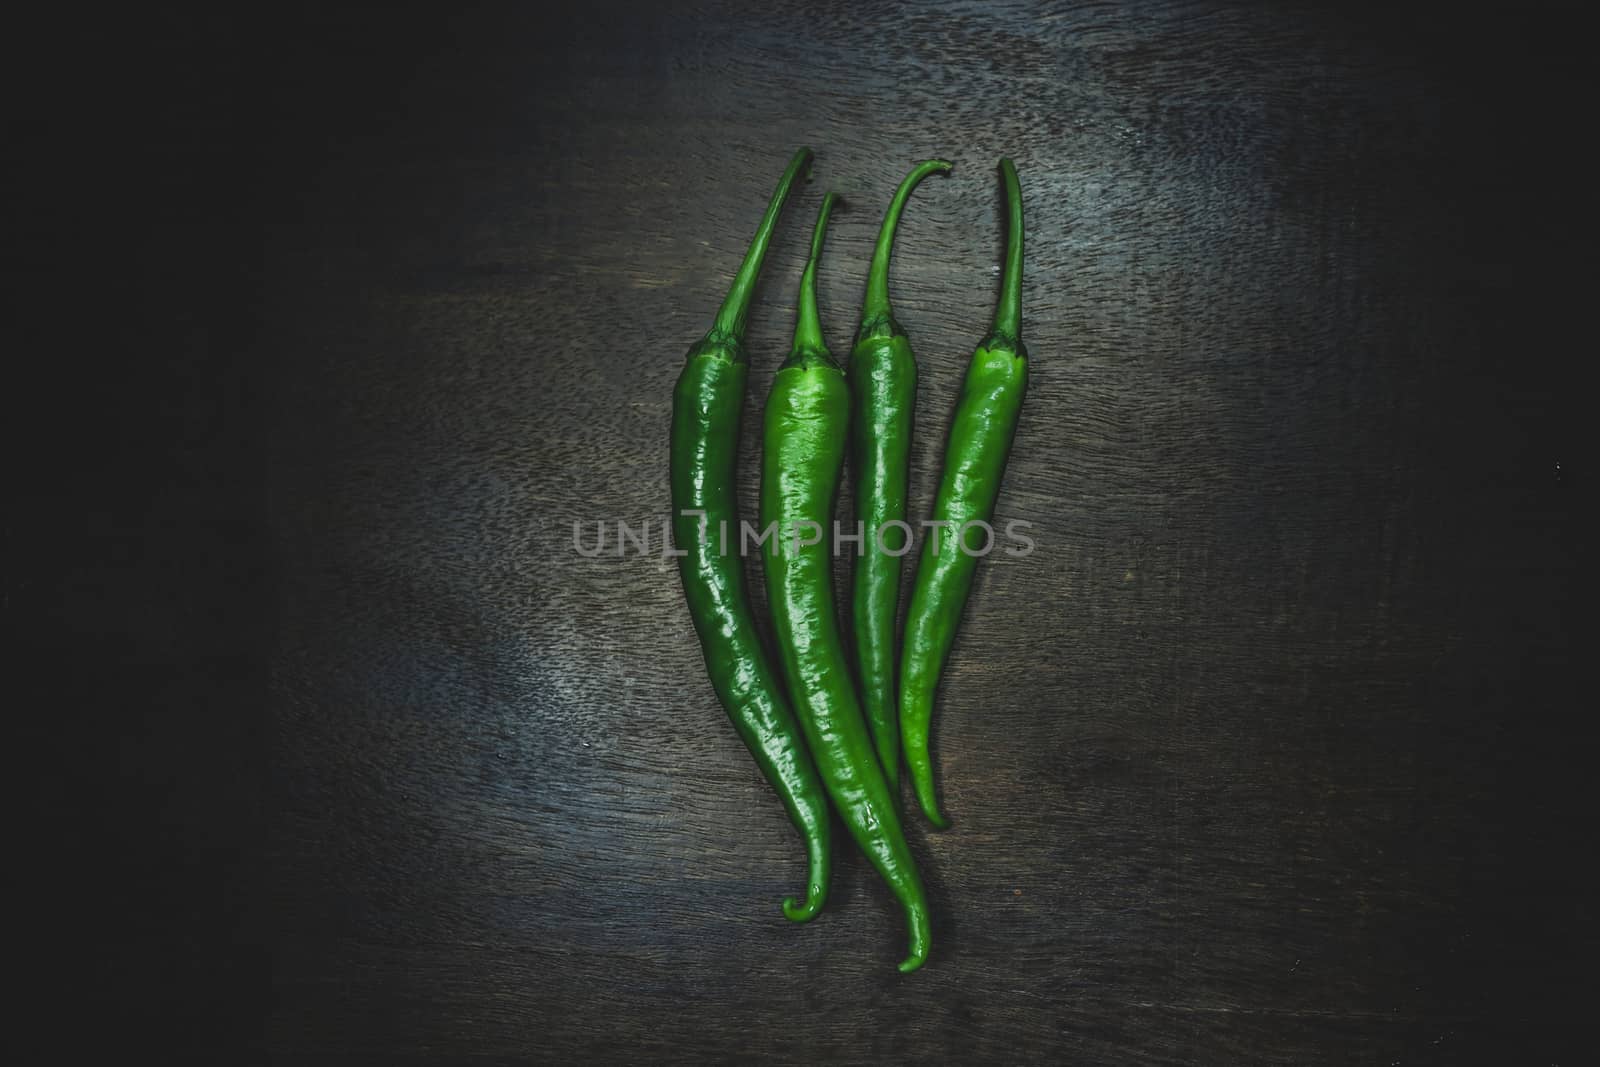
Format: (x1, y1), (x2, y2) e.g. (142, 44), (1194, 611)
(760, 192), (933, 972)
(900, 159), (1029, 829)
(848, 159), (952, 789)
(671, 147), (832, 921)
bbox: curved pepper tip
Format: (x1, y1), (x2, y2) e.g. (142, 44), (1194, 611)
(910, 769), (952, 830)
(784, 837), (829, 922)
(781, 884), (826, 923)
(898, 910), (932, 973)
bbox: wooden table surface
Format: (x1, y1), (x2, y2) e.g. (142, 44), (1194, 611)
(20, 2), (1581, 1062)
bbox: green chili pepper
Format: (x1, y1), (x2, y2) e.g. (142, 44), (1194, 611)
(900, 158), (1029, 830)
(760, 191), (933, 972)
(671, 147), (832, 921)
(848, 158), (952, 789)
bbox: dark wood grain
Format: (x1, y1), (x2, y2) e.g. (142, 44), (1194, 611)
(20, 1), (1581, 1062)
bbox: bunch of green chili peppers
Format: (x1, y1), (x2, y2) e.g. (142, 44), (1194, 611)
(670, 147), (1028, 972)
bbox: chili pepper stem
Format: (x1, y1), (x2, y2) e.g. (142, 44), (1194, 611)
(859, 159), (952, 333)
(711, 147), (813, 342)
(986, 158), (1024, 347)
(790, 191), (840, 357)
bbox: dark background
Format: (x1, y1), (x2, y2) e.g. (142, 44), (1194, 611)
(11, 1), (1582, 1062)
